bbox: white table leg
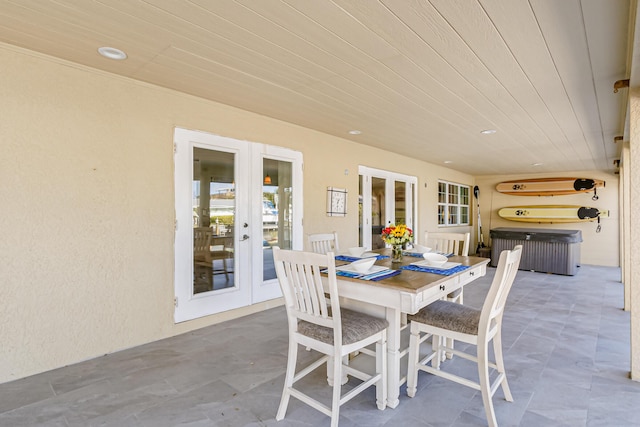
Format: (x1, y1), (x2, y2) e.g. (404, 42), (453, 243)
(385, 307), (402, 408)
(326, 356), (349, 386)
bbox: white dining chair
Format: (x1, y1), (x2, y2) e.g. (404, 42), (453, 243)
(308, 232), (340, 254)
(424, 231), (470, 257)
(193, 227), (231, 291)
(424, 231), (470, 303)
(422, 232), (472, 359)
(273, 247), (388, 427)
(406, 245), (523, 427)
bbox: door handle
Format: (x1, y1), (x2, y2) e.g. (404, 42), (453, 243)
(242, 234), (250, 241)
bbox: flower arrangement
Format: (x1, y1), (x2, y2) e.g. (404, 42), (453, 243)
(381, 224), (413, 246)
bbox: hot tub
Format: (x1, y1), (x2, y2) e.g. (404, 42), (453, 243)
(489, 227), (582, 275)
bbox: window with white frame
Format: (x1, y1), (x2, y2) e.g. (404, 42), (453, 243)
(437, 181), (470, 226)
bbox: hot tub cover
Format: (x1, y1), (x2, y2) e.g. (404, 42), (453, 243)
(489, 227), (582, 244)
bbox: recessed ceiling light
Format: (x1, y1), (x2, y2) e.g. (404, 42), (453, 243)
(98, 46), (127, 60)
(531, 162), (543, 166)
(444, 160), (453, 164)
(480, 129), (497, 135)
(348, 130), (362, 135)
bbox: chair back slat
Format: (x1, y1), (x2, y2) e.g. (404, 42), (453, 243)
(308, 232), (339, 254)
(286, 261), (318, 315)
(424, 232), (470, 256)
(283, 261), (304, 312)
(299, 263), (324, 316)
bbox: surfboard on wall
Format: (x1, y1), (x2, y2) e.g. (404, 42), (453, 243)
(496, 178), (605, 197)
(498, 205), (609, 223)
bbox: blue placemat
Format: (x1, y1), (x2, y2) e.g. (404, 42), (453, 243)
(322, 267), (401, 281)
(403, 251), (425, 258)
(400, 264), (470, 276)
(336, 269), (401, 281)
(335, 255), (389, 262)
(403, 252), (454, 258)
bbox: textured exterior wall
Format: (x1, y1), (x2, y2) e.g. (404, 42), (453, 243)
(622, 141), (631, 311)
(474, 171), (619, 267)
(0, 44), (476, 383)
(630, 88), (640, 381)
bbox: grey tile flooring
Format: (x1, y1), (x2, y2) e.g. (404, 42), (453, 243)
(2, 265), (640, 426)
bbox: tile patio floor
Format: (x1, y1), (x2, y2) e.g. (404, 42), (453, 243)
(1, 264), (638, 426)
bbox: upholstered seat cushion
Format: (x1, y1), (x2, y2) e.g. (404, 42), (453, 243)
(407, 299), (481, 335)
(298, 308), (389, 345)
(447, 288), (462, 299)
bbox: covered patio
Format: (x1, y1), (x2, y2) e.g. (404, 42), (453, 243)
(1, 264), (635, 426)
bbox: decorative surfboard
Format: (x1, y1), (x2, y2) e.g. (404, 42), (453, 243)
(496, 177), (605, 200)
(498, 205), (609, 223)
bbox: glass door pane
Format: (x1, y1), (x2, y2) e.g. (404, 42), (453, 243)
(371, 177), (386, 249)
(193, 147), (235, 294)
(394, 181), (406, 224)
(252, 145), (302, 304)
(262, 158), (293, 282)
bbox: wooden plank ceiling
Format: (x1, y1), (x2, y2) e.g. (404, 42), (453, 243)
(0, 0), (633, 175)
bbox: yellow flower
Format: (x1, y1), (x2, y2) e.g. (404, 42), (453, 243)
(381, 224), (413, 245)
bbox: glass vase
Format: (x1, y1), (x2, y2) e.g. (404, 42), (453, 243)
(391, 244), (404, 263)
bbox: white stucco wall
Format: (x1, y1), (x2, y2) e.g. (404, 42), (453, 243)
(0, 44), (478, 383)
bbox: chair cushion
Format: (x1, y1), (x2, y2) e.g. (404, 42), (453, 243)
(408, 299), (481, 335)
(447, 288), (462, 299)
(298, 308), (389, 345)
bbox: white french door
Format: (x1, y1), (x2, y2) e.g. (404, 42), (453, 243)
(173, 128), (303, 323)
(251, 144), (303, 303)
(359, 166), (417, 250)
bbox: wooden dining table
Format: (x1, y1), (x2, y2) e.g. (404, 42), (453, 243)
(332, 249), (491, 409)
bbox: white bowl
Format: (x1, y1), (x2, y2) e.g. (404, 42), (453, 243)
(351, 257), (376, 273)
(413, 244), (432, 253)
(422, 253), (448, 267)
(348, 246), (368, 257)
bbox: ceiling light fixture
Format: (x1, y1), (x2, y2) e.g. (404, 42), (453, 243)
(531, 162), (543, 167)
(444, 160), (453, 164)
(480, 129), (497, 135)
(348, 130), (362, 135)
(264, 174), (272, 185)
(98, 46), (127, 60)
